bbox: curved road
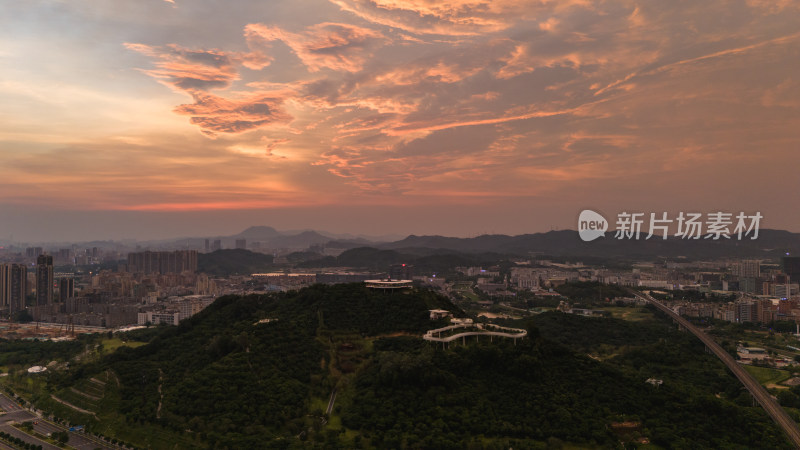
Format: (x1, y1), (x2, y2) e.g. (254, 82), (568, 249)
(633, 290), (800, 447)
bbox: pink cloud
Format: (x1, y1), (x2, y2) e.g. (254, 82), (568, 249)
(328, 0), (513, 35)
(173, 91), (293, 136)
(126, 42), (292, 136)
(373, 61), (480, 85)
(313, 145), (417, 192)
(125, 43), (240, 91)
(263, 137), (291, 157)
(327, 0), (593, 36)
(125, 43), (270, 91)
(245, 22), (385, 73)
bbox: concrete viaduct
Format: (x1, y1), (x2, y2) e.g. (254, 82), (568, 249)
(632, 289), (800, 448)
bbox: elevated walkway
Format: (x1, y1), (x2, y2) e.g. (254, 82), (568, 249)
(424, 323), (527, 346)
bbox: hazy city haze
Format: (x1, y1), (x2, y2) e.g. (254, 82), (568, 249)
(2, 1), (799, 241)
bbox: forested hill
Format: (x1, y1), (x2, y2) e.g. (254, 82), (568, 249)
(33, 285), (792, 449)
(42, 283), (459, 448)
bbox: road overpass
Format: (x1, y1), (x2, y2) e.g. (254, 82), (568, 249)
(632, 290), (800, 448)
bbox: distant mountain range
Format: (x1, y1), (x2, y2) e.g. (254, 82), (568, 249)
(132, 227), (800, 261)
(206, 227), (800, 263)
(10, 225), (800, 262)
(377, 229), (800, 260)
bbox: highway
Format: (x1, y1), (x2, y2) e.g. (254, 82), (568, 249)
(0, 424), (60, 450)
(0, 392), (115, 450)
(633, 290), (800, 448)
(31, 418), (112, 450)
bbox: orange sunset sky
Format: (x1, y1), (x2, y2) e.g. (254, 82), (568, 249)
(1, 0), (799, 241)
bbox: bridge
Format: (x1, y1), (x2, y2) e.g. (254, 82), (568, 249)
(632, 290), (800, 447)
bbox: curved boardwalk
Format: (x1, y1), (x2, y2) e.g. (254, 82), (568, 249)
(633, 290), (800, 448)
(423, 323), (527, 344)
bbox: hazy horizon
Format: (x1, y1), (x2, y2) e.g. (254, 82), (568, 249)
(0, 209), (796, 246)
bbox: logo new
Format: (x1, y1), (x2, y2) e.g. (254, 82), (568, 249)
(578, 210), (608, 242)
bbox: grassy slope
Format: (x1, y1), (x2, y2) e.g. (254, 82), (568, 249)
(744, 365), (791, 386)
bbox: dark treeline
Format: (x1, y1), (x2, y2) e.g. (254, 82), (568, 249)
(341, 312), (790, 449)
(0, 338), (86, 367)
(554, 280), (629, 303)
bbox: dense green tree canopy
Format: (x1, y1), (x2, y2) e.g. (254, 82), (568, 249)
(27, 284), (794, 449)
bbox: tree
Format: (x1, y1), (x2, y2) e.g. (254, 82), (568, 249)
(52, 430), (69, 444)
(14, 310), (34, 323)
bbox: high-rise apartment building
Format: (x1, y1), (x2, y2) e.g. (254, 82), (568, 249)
(127, 250), (198, 275)
(25, 247), (43, 259)
(59, 278), (75, 302)
(736, 301), (758, 323)
(56, 248), (71, 263)
(235, 239), (247, 250)
(36, 254), (54, 306)
(0, 263), (27, 315)
(732, 260), (761, 278)
(783, 256), (800, 283)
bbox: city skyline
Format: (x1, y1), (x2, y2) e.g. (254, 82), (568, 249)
(2, 1), (800, 241)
